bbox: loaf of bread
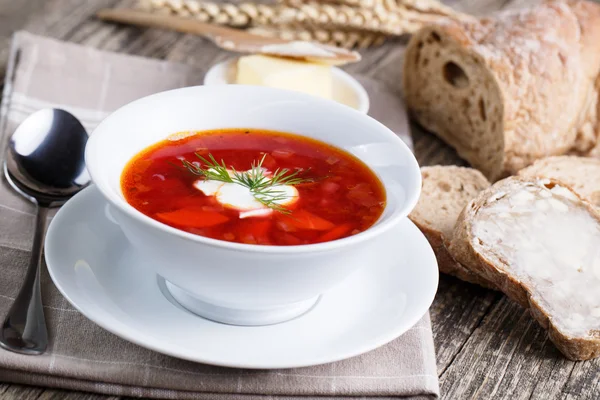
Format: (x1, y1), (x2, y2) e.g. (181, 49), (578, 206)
(403, 0), (600, 181)
(408, 166), (494, 287)
(519, 156), (600, 207)
(449, 177), (600, 360)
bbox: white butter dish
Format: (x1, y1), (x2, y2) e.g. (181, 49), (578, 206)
(204, 57), (370, 114)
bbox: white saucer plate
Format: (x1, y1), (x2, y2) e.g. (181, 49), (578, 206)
(45, 186), (438, 369)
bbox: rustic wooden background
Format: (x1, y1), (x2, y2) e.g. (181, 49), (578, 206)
(0, 0), (598, 399)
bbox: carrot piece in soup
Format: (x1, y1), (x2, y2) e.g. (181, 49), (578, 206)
(238, 219), (272, 244)
(280, 233), (303, 245)
(240, 219), (271, 237)
(279, 210), (335, 231)
(317, 223), (353, 242)
(155, 208), (229, 228)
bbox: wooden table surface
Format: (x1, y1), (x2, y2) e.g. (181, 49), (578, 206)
(0, 0), (599, 399)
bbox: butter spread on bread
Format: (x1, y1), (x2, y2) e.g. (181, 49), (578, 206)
(449, 177), (600, 360)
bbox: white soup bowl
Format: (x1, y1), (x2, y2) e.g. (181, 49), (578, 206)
(85, 85), (421, 326)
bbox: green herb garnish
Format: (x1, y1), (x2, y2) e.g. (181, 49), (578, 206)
(181, 153), (313, 214)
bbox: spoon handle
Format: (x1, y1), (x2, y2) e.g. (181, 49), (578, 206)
(0, 205), (49, 355)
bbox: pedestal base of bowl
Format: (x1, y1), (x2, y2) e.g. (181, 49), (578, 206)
(164, 280), (320, 326)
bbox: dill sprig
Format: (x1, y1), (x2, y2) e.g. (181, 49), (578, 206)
(181, 153), (313, 214)
(182, 154), (234, 183)
(253, 187), (293, 214)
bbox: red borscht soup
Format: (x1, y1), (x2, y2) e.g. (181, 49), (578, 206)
(121, 129), (385, 246)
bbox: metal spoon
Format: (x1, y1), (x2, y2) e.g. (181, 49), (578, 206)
(0, 108), (89, 355)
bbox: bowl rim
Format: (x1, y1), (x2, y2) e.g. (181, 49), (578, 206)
(85, 85), (421, 254)
(203, 57), (370, 114)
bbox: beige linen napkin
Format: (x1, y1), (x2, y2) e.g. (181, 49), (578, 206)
(0, 31), (438, 399)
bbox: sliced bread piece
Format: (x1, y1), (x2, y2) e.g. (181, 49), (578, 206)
(402, 0), (600, 181)
(449, 177), (600, 360)
(408, 166), (494, 287)
(519, 156), (600, 207)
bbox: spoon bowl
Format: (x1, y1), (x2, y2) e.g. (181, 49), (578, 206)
(0, 108), (89, 355)
(5, 108), (89, 205)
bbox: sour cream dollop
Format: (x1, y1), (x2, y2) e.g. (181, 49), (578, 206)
(193, 169), (298, 219)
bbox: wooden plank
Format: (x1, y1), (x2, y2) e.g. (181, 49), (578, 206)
(430, 277), (500, 375)
(36, 389), (120, 400)
(439, 295), (600, 399)
(0, 383), (119, 400)
(558, 359), (600, 400)
(0, 383), (44, 399)
(20, 0), (120, 40)
(0, 0), (39, 75)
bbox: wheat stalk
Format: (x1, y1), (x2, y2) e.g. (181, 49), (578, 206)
(136, 0), (455, 36)
(277, 0), (463, 18)
(271, 1), (409, 35)
(137, 0), (269, 27)
(248, 23), (387, 49)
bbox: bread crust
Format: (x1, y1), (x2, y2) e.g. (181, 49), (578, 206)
(403, 0), (600, 181)
(518, 155), (600, 207)
(410, 218), (496, 288)
(449, 177), (600, 360)
(408, 166), (495, 288)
